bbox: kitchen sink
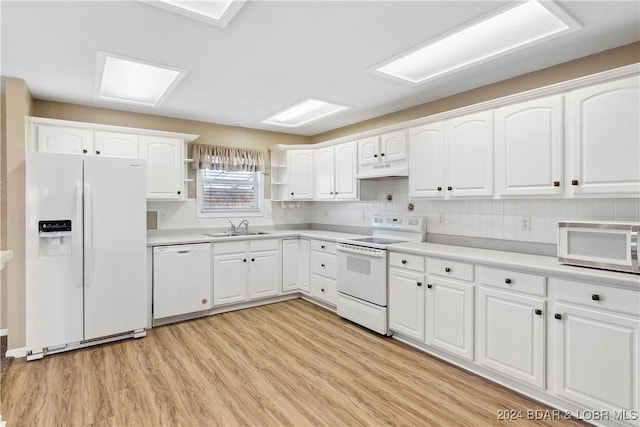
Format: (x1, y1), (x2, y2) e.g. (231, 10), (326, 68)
(202, 231), (270, 238)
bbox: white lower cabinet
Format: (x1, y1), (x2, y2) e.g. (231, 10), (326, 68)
(552, 279), (639, 419)
(389, 267), (425, 341)
(213, 239), (280, 306)
(309, 240), (337, 306)
(281, 238), (310, 293)
(153, 243), (212, 319)
(425, 277), (474, 361)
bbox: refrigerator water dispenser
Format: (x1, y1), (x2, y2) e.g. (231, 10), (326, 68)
(38, 220), (72, 257)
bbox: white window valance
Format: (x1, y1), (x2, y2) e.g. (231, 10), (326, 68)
(192, 144), (266, 172)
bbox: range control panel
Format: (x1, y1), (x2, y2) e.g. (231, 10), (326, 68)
(371, 215), (425, 232)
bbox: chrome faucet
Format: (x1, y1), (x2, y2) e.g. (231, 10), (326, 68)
(237, 219), (250, 232)
(228, 220), (237, 233)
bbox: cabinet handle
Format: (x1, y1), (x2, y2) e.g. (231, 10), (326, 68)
(445, 267), (451, 273)
(335, 192), (338, 195)
(591, 294), (600, 301)
(321, 288), (325, 293)
(437, 187), (442, 191)
(554, 313), (562, 320)
(553, 181), (560, 187)
(427, 284), (433, 289)
(321, 263), (325, 268)
(321, 245), (325, 249)
(417, 282), (422, 287)
(243, 259), (247, 263)
(505, 278), (512, 284)
(571, 179), (579, 186)
(290, 192), (294, 196)
(401, 259), (407, 264)
(251, 258), (255, 262)
(82, 149), (88, 154)
(374, 154), (378, 158)
(202, 299), (208, 305)
(535, 309), (542, 316)
(380, 153), (385, 157)
(95, 150), (101, 155)
(447, 186), (453, 191)
(330, 192), (334, 195)
(177, 190), (181, 195)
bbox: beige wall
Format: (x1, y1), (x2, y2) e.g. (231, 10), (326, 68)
(5, 77), (33, 349)
(312, 42), (640, 143)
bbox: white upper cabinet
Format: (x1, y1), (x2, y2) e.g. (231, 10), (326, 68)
(408, 122), (446, 198)
(35, 125), (94, 155)
(380, 130), (408, 163)
(138, 136), (184, 200)
(94, 131), (138, 158)
(446, 111), (494, 198)
(315, 141), (358, 200)
(288, 149), (314, 200)
(357, 130), (408, 177)
(358, 136), (380, 166)
(495, 95), (564, 197)
(567, 76), (640, 196)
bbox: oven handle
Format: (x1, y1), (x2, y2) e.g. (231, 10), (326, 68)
(336, 243), (386, 258)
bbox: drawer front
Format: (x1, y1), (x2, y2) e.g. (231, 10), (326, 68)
(429, 258), (474, 282)
(310, 240), (337, 254)
(311, 251), (336, 279)
(478, 266), (546, 297)
(250, 238), (280, 252)
(554, 279), (640, 317)
(213, 241), (246, 254)
(310, 274), (337, 306)
(389, 252), (425, 273)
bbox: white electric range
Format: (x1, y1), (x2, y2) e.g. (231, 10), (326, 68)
(336, 214), (426, 335)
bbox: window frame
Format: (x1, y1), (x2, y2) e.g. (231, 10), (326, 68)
(196, 168), (264, 218)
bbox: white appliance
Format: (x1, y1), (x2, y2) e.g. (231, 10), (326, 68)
(26, 152), (148, 360)
(558, 221), (639, 273)
(336, 215), (425, 334)
(153, 243), (212, 320)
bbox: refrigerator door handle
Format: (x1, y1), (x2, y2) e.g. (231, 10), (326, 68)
(76, 184), (83, 288)
(84, 183), (92, 287)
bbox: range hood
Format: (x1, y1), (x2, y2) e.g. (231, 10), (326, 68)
(355, 164), (408, 179)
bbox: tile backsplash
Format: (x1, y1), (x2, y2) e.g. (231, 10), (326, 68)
(150, 178), (639, 246)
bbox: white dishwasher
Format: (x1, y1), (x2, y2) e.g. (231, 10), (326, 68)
(153, 243), (211, 320)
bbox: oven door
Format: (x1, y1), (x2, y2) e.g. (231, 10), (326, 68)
(336, 244), (387, 306)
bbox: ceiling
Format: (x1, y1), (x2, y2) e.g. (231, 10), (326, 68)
(1, 1), (638, 136)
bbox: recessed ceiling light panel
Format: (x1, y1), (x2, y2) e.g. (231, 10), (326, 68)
(263, 99), (349, 128)
(141, 0), (245, 28)
(372, 0), (581, 84)
(94, 52), (187, 107)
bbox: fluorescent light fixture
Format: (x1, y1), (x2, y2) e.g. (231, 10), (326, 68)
(141, 0), (245, 28)
(263, 99), (348, 128)
(373, 0), (581, 84)
(94, 52), (187, 107)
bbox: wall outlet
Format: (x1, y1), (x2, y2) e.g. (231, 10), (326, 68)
(438, 214), (445, 226)
(520, 216), (531, 231)
(159, 211), (167, 223)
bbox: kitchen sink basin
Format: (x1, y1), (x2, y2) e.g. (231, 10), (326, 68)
(203, 231), (270, 238)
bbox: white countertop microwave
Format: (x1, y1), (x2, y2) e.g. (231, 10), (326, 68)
(558, 221), (639, 274)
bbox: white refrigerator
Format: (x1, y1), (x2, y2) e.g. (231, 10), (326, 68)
(26, 152), (147, 359)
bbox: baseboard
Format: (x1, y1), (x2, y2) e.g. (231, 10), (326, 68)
(0, 329), (7, 337)
(5, 347), (26, 358)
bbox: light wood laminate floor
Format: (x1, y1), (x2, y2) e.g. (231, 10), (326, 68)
(2, 299), (582, 426)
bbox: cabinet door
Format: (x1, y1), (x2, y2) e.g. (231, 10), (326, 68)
(447, 111), (493, 197)
(314, 147), (335, 200)
(389, 268), (425, 341)
(380, 130), (407, 162)
(139, 136), (183, 200)
(94, 131), (138, 158)
(334, 141), (358, 200)
(567, 76), (640, 195)
(358, 136), (380, 166)
(554, 302), (638, 414)
(36, 125), (94, 155)
(288, 150), (314, 200)
(477, 287), (545, 388)
(495, 95), (563, 196)
(298, 239), (311, 292)
(408, 122), (446, 198)
(249, 249), (280, 299)
(213, 252), (247, 306)
(425, 278), (474, 360)
(281, 239), (299, 292)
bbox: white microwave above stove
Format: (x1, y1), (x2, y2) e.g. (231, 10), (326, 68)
(558, 221), (639, 274)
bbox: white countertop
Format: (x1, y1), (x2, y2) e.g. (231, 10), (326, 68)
(0, 250), (14, 271)
(389, 242), (640, 290)
(147, 228), (368, 246)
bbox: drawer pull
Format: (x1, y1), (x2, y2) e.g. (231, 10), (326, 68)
(417, 282), (422, 287)
(591, 294), (600, 301)
(427, 284), (433, 289)
(321, 288), (325, 293)
(505, 278), (512, 284)
(554, 313), (562, 320)
(321, 245), (325, 249)
(321, 264), (325, 268)
(535, 309), (542, 316)
(401, 259), (407, 264)
(445, 267), (451, 273)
